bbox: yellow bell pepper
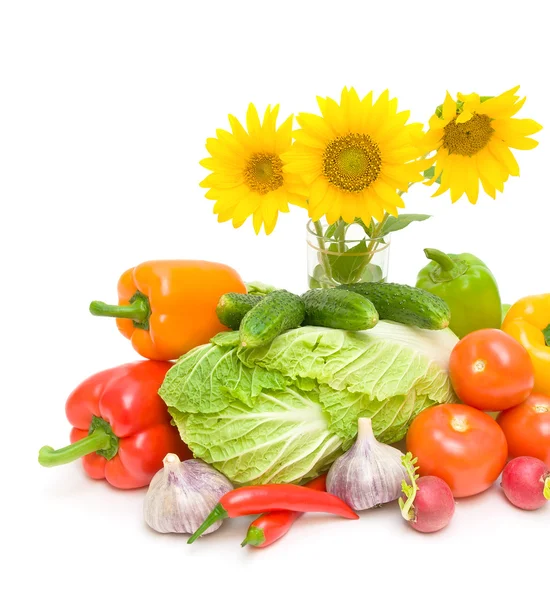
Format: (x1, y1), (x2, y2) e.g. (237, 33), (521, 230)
(502, 294), (550, 395)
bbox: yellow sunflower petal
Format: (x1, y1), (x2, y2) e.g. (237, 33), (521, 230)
(274, 114), (294, 154)
(456, 110), (474, 124)
(431, 167), (452, 198)
(322, 96), (348, 135)
(246, 104), (262, 139)
(360, 190), (385, 222)
(346, 87), (362, 132)
(325, 188), (343, 224)
(292, 128), (326, 149)
(442, 92), (457, 121)
(448, 156), (468, 203)
(488, 138), (520, 177)
(252, 209), (263, 234)
(476, 149), (506, 192)
(480, 177), (497, 199)
(309, 181), (334, 222)
(464, 156), (480, 205)
(493, 117), (543, 139)
(261, 199), (280, 235)
(372, 180), (406, 211)
(308, 176), (330, 210)
(295, 112), (334, 142)
(227, 115), (251, 148)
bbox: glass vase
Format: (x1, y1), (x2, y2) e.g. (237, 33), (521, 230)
(307, 218), (390, 289)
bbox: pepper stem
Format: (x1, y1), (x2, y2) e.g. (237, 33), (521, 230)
(542, 324), (550, 348)
(39, 428), (112, 467)
(89, 292), (150, 330)
(424, 248), (469, 282)
(241, 526), (266, 548)
(543, 476), (550, 501)
(398, 452), (420, 522)
(424, 248), (456, 272)
(187, 504), (228, 544)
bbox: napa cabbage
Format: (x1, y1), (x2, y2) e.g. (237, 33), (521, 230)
(159, 322), (458, 485)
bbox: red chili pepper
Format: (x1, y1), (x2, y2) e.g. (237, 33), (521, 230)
(187, 481), (358, 544)
(38, 361), (191, 489)
(241, 475), (327, 549)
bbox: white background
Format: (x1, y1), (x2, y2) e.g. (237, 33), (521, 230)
(1, 1), (548, 599)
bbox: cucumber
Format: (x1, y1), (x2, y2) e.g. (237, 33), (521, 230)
(339, 282), (451, 330)
(240, 290), (305, 348)
(216, 293), (262, 330)
(302, 288), (379, 331)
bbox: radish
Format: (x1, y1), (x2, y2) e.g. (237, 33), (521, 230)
(399, 453), (455, 533)
(501, 456), (550, 511)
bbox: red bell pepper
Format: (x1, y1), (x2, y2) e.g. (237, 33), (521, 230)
(38, 361), (191, 489)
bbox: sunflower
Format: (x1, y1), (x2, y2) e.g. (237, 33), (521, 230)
(200, 104), (307, 234)
(281, 87), (429, 225)
(424, 86), (542, 204)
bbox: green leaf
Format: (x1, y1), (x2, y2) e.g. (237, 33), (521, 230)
(324, 222), (339, 239)
(360, 263), (384, 283)
(328, 240), (369, 285)
(246, 281), (278, 296)
(380, 214), (431, 236)
(423, 166), (442, 185)
(309, 264), (332, 289)
(480, 96), (494, 103)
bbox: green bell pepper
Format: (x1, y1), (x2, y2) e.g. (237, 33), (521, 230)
(416, 248), (502, 339)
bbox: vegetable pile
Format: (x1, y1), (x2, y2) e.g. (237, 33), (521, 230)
(38, 253), (550, 546)
(36, 84), (549, 548)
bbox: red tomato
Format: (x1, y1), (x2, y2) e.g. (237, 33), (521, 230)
(497, 394), (550, 467)
(449, 329), (535, 411)
(406, 404), (508, 498)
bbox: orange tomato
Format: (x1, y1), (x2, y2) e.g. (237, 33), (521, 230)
(406, 404), (508, 498)
(497, 394), (550, 467)
(449, 329), (535, 411)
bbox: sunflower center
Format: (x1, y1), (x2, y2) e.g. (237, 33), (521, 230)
(442, 113), (494, 156)
(323, 133), (382, 192)
(244, 152), (284, 195)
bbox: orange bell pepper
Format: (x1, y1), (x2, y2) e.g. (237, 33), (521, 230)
(502, 294), (550, 395)
(90, 260), (246, 360)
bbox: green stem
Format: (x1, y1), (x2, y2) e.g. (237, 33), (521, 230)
(542, 324), (550, 348)
(424, 248), (469, 282)
(424, 248), (457, 272)
(335, 218), (346, 254)
(543, 476), (550, 501)
(89, 292), (151, 330)
(187, 504), (228, 544)
(362, 213), (390, 268)
(38, 428), (112, 467)
(241, 526), (266, 548)
(399, 453), (420, 522)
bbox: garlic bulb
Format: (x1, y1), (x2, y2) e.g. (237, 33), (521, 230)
(327, 418), (408, 510)
(144, 454), (233, 535)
